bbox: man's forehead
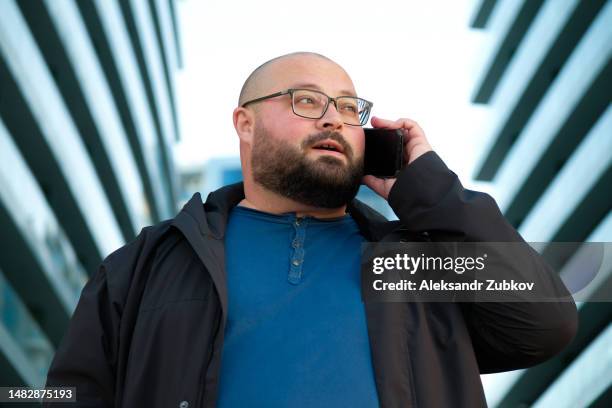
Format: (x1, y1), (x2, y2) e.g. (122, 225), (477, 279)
(260, 55), (356, 94)
(287, 82), (357, 97)
(238, 52), (357, 105)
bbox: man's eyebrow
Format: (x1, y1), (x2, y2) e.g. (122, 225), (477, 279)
(289, 82), (357, 97)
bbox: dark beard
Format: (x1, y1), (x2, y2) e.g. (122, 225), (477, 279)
(251, 124), (363, 208)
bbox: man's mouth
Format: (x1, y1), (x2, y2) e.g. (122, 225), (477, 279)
(310, 139), (345, 156)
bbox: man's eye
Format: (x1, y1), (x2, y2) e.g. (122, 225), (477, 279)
(296, 97), (315, 105)
(340, 104), (358, 113)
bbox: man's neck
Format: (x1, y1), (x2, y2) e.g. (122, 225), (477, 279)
(239, 184), (348, 219)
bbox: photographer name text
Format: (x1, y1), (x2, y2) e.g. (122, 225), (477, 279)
(373, 279), (535, 291)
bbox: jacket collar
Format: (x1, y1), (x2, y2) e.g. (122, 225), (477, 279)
(174, 182), (392, 242)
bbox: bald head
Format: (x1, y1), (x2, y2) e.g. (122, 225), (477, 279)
(238, 52), (348, 106)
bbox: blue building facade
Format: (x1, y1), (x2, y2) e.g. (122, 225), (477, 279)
(0, 0), (181, 387)
(469, 0), (611, 406)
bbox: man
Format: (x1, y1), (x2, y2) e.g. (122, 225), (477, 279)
(45, 52), (577, 407)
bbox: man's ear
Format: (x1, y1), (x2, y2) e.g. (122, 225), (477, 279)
(233, 107), (255, 144)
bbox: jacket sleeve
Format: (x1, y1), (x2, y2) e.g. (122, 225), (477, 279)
(43, 224), (151, 407)
(387, 151), (579, 373)
(44, 263), (119, 407)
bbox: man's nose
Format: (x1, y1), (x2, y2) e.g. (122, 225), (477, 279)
(316, 101), (344, 130)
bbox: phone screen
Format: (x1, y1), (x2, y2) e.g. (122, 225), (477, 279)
(363, 128), (404, 178)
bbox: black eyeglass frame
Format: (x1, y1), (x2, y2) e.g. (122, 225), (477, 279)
(240, 88), (374, 126)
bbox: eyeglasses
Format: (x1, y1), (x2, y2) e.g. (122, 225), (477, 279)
(241, 88), (373, 126)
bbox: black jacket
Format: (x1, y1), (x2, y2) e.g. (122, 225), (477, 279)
(45, 152), (578, 407)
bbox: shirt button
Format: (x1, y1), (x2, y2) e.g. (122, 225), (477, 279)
(179, 401), (189, 408)
(295, 217), (302, 226)
(292, 239), (301, 248)
(292, 259), (301, 266)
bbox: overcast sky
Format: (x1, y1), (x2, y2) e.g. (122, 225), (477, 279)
(174, 0), (496, 193)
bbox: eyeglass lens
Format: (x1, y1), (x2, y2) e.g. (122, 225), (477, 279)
(291, 89), (369, 125)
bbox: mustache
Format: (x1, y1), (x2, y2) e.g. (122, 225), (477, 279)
(301, 131), (353, 158)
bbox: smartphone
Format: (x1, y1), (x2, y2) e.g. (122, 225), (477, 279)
(363, 128), (405, 178)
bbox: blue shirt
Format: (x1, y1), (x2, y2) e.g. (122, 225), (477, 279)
(218, 206), (379, 407)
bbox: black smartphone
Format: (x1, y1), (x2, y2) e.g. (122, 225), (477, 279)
(363, 128), (405, 178)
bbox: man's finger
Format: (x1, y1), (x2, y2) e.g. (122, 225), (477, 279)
(370, 116), (397, 128)
(371, 116), (421, 133)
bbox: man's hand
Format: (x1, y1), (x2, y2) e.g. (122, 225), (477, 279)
(362, 116), (433, 199)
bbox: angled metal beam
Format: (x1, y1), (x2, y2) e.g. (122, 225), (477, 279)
(79, 0), (178, 220)
(17, 0), (152, 241)
(0, 271), (54, 388)
(518, 106), (612, 241)
(0, 119), (89, 348)
(489, 1), (612, 227)
(117, 0), (179, 212)
(472, 0), (544, 102)
(148, 0), (181, 142)
(470, 0), (498, 29)
(474, 0), (607, 180)
(0, 0), (124, 273)
(168, 0), (183, 68)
